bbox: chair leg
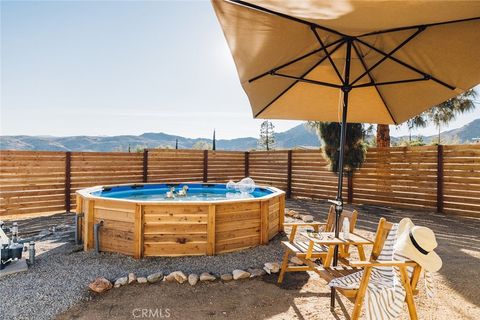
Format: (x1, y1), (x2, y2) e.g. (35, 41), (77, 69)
(351, 267), (372, 320)
(399, 266), (418, 320)
(277, 250), (290, 284)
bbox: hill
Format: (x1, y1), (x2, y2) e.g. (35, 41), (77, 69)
(392, 118), (480, 144)
(1, 119), (479, 151)
(0, 123), (319, 151)
(430, 118), (480, 143)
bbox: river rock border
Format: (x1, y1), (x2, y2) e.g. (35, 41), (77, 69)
(89, 262), (282, 293)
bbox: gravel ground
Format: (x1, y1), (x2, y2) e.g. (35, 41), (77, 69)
(2, 199), (479, 320)
(0, 225), (286, 320)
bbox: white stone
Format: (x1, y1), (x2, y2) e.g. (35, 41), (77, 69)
(232, 269), (250, 280)
(147, 272), (163, 283)
(263, 262), (280, 274)
(165, 272), (176, 282)
(301, 215), (314, 222)
(286, 210), (297, 217)
(128, 272), (137, 284)
(188, 274), (199, 286)
(248, 268), (266, 278)
(114, 276), (128, 287)
(165, 271), (187, 284)
(89, 277), (112, 293)
(200, 272), (216, 282)
(290, 256), (304, 265)
(220, 274), (233, 281)
(137, 277), (148, 284)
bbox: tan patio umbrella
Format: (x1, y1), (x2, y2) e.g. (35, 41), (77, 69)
(212, 0), (480, 306)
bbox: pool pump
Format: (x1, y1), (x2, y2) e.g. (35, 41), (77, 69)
(0, 221), (32, 270)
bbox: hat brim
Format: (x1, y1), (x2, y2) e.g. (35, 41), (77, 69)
(395, 231), (443, 272)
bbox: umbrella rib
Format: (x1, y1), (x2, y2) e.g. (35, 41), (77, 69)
(248, 38), (344, 83)
(271, 72), (342, 89)
(254, 40), (346, 118)
(311, 27), (345, 84)
(357, 16), (480, 38)
(235, 0), (472, 90)
(227, 0), (346, 37)
(351, 42), (398, 125)
(350, 27), (426, 86)
(355, 38), (455, 91)
(353, 77), (429, 88)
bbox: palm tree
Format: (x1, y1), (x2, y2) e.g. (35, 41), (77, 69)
(406, 115), (428, 142)
(426, 89), (477, 144)
(376, 124), (390, 147)
(376, 89), (477, 146)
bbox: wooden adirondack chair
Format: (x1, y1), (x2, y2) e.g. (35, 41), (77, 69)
(278, 205), (358, 283)
(315, 218), (423, 320)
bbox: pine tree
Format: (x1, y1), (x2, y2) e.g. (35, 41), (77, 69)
(258, 120), (275, 151)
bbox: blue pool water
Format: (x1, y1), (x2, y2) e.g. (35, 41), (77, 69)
(90, 183), (273, 202)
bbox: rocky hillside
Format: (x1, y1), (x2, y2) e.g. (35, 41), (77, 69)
(0, 123), (319, 151)
(1, 119), (479, 151)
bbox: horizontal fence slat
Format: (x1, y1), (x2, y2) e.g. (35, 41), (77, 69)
(1, 145), (479, 217)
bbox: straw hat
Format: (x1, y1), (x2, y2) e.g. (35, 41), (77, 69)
(394, 218), (442, 272)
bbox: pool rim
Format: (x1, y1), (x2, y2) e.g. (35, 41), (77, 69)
(76, 182), (285, 205)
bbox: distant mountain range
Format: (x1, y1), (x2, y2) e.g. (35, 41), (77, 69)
(422, 118), (480, 144)
(0, 123), (319, 151)
(1, 119), (479, 152)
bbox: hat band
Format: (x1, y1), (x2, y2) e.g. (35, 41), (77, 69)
(409, 231), (429, 255)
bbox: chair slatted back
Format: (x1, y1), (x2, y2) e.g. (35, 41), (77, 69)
(370, 218), (422, 293)
(325, 205), (358, 233)
(370, 217), (394, 261)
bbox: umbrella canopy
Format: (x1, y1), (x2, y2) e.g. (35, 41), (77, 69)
(212, 0), (480, 125)
(213, 1), (480, 309)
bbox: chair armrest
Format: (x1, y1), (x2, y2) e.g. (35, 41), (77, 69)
(283, 222), (324, 227)
(350, 260), (418, 268)
(284, 222), (325, 241)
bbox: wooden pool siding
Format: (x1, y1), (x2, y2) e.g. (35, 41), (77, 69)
(76, 185), (285, 258)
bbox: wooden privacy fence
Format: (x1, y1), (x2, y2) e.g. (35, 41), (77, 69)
(1, 145), (479, 217)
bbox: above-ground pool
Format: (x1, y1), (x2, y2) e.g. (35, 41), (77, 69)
(76, 183), (285, 257)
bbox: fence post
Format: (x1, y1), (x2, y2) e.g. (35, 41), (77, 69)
(437, 145), (444, 213)
(286, 150), (293, 198)
(65, 151), (71, 212)
(244, 151), (249, 177)
(142, 149), (148, 183)
(347, 171), (353, 204)
(203, 150), (208, 182)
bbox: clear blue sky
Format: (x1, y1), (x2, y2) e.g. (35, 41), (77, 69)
(1, 0), (479, 139)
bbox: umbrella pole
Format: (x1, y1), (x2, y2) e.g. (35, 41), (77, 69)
(331, 38), (352, 310)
